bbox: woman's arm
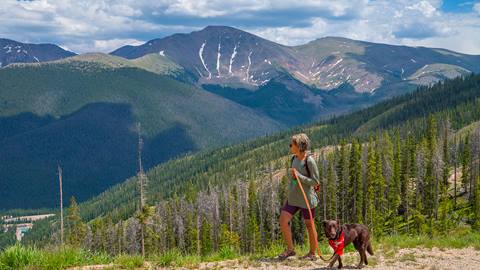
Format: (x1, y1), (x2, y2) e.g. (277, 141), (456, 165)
(296, 156), (320, 186)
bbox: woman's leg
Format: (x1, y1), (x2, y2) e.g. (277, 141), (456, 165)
(304, 218), (318, 254)
(279, 210), (294, 251)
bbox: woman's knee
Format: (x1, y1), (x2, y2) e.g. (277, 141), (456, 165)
(279, 211), (292, 226)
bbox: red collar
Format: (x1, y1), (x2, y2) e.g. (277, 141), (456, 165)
(328, 230), (345, 256)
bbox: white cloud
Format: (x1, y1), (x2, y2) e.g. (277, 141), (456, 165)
(474, 3), (480, 14)
(251, 18), (328, 45)
(0, 0), (478, 55)
(406, 1), (438, 18)
(248, 0), (480, 55)
(160, 0), (363, 18)
(93, 38), (144, 52)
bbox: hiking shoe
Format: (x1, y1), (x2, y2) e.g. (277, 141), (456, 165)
(277, 249), (296, 260)
(301, 252), (317, 261)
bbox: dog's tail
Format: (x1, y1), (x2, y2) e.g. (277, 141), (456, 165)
(366, 241), (374, 255)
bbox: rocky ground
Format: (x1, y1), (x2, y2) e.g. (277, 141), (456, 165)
(69, 247), (480, 270)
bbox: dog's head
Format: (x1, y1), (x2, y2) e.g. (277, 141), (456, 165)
(323, 219), (340, 240)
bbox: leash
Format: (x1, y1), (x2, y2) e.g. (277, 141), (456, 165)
(293, 170), (336, 262)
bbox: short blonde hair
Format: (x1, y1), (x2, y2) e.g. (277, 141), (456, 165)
(291, 133), (311, 152)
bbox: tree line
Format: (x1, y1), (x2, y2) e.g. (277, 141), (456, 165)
(32, 114), (480, 257)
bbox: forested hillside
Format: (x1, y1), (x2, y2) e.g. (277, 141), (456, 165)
(0, 56), (283, 209)
(16, 74), (480, 258)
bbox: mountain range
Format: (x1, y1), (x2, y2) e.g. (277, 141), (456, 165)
(113, 26), (479, 93)
(1, 25), (479, 210)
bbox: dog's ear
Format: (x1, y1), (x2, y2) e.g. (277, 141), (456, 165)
(336, 219), (340, 227)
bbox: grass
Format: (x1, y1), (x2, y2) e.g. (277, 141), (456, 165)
(0, 244), (41, 269)
(374, 225), (480, 253)
(0, 244), (109, 270)
(2, 228), (480, 269)
(113, 254), (144, 269)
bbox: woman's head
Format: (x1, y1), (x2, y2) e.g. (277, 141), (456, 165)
(290, 133), (311, 154)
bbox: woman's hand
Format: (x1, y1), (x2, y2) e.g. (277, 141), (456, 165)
(290, 168), (298, 178)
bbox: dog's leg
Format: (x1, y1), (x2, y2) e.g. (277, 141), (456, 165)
(361, 246), (368, 266)
(327, 254), (339, 269)
(357, 249), (365, 269)
(353, 241), (364, 268)
(338, 255), (343, 269)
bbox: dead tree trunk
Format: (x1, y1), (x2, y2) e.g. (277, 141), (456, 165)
(137, 123), (147, 257)
(58, 163), (64, 247)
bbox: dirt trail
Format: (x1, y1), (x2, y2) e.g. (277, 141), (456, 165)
(184, 247), (480, 270)
(70, 247), (480, 270)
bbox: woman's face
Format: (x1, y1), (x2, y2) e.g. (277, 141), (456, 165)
(290, 141), (300, 155)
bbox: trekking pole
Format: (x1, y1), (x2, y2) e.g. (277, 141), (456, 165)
(293, 170), (336, 262)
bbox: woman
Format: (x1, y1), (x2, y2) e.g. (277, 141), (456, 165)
(278, 133), (320, 261)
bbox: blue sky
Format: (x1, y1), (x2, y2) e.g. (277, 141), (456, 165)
(1, 0), (479, 54)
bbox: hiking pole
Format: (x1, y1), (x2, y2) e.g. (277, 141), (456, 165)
(293, 170), (336, 263)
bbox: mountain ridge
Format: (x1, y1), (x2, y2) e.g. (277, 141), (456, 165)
(111, 25), (480, 94)
(0, 38), (76, 67)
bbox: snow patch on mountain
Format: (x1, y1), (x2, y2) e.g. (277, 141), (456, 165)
(245, 51), (252, 82)
(199, 41), (211, 79)
(229, 44), (237, 75)
(216, 42), (221, 77)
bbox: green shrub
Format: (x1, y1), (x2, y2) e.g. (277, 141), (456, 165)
(0, 244), (111, 270)
(218, 246), (237, 260)
(0, 243), (41, 269)
(113, 254), (144, 269)
(155, 249), (182, 267)
(38, 246), (110, 270)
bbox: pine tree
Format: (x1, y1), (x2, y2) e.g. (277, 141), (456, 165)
(474, 174), (480, 230)
(326, 154), (337, 219)
(438, 120), (452, 232)
(374, 133), (387, 235)
(247, 179), (260, 253)
(389, 131), (402, 234)
(316, 151), (327, 230)
(337, 140), (348, 222)
(185, 209), (199, 254)
(219, 223), (241, 252)
(382, 132), (394, 213)
(115, 220), (125, 255)
(200, 216), (213, 255)
(425, 115), (437, 236)
(365, 136), (377, 231)
(399, 134), (411, 231)
(453, 135), (459, 209)
(348, 139), (363, 223)
(462, 133), (472, 202)
(66, 196), (87, 247)
(91, 217), (107, 252)
(229, 185), (240, 232)
(442, 120), (451, 193)
(414, 139), (428, 234)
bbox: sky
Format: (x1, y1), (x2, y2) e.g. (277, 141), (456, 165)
(1, 0), (480, 55)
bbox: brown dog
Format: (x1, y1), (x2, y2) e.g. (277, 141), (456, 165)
(322, 220), (373, 269)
